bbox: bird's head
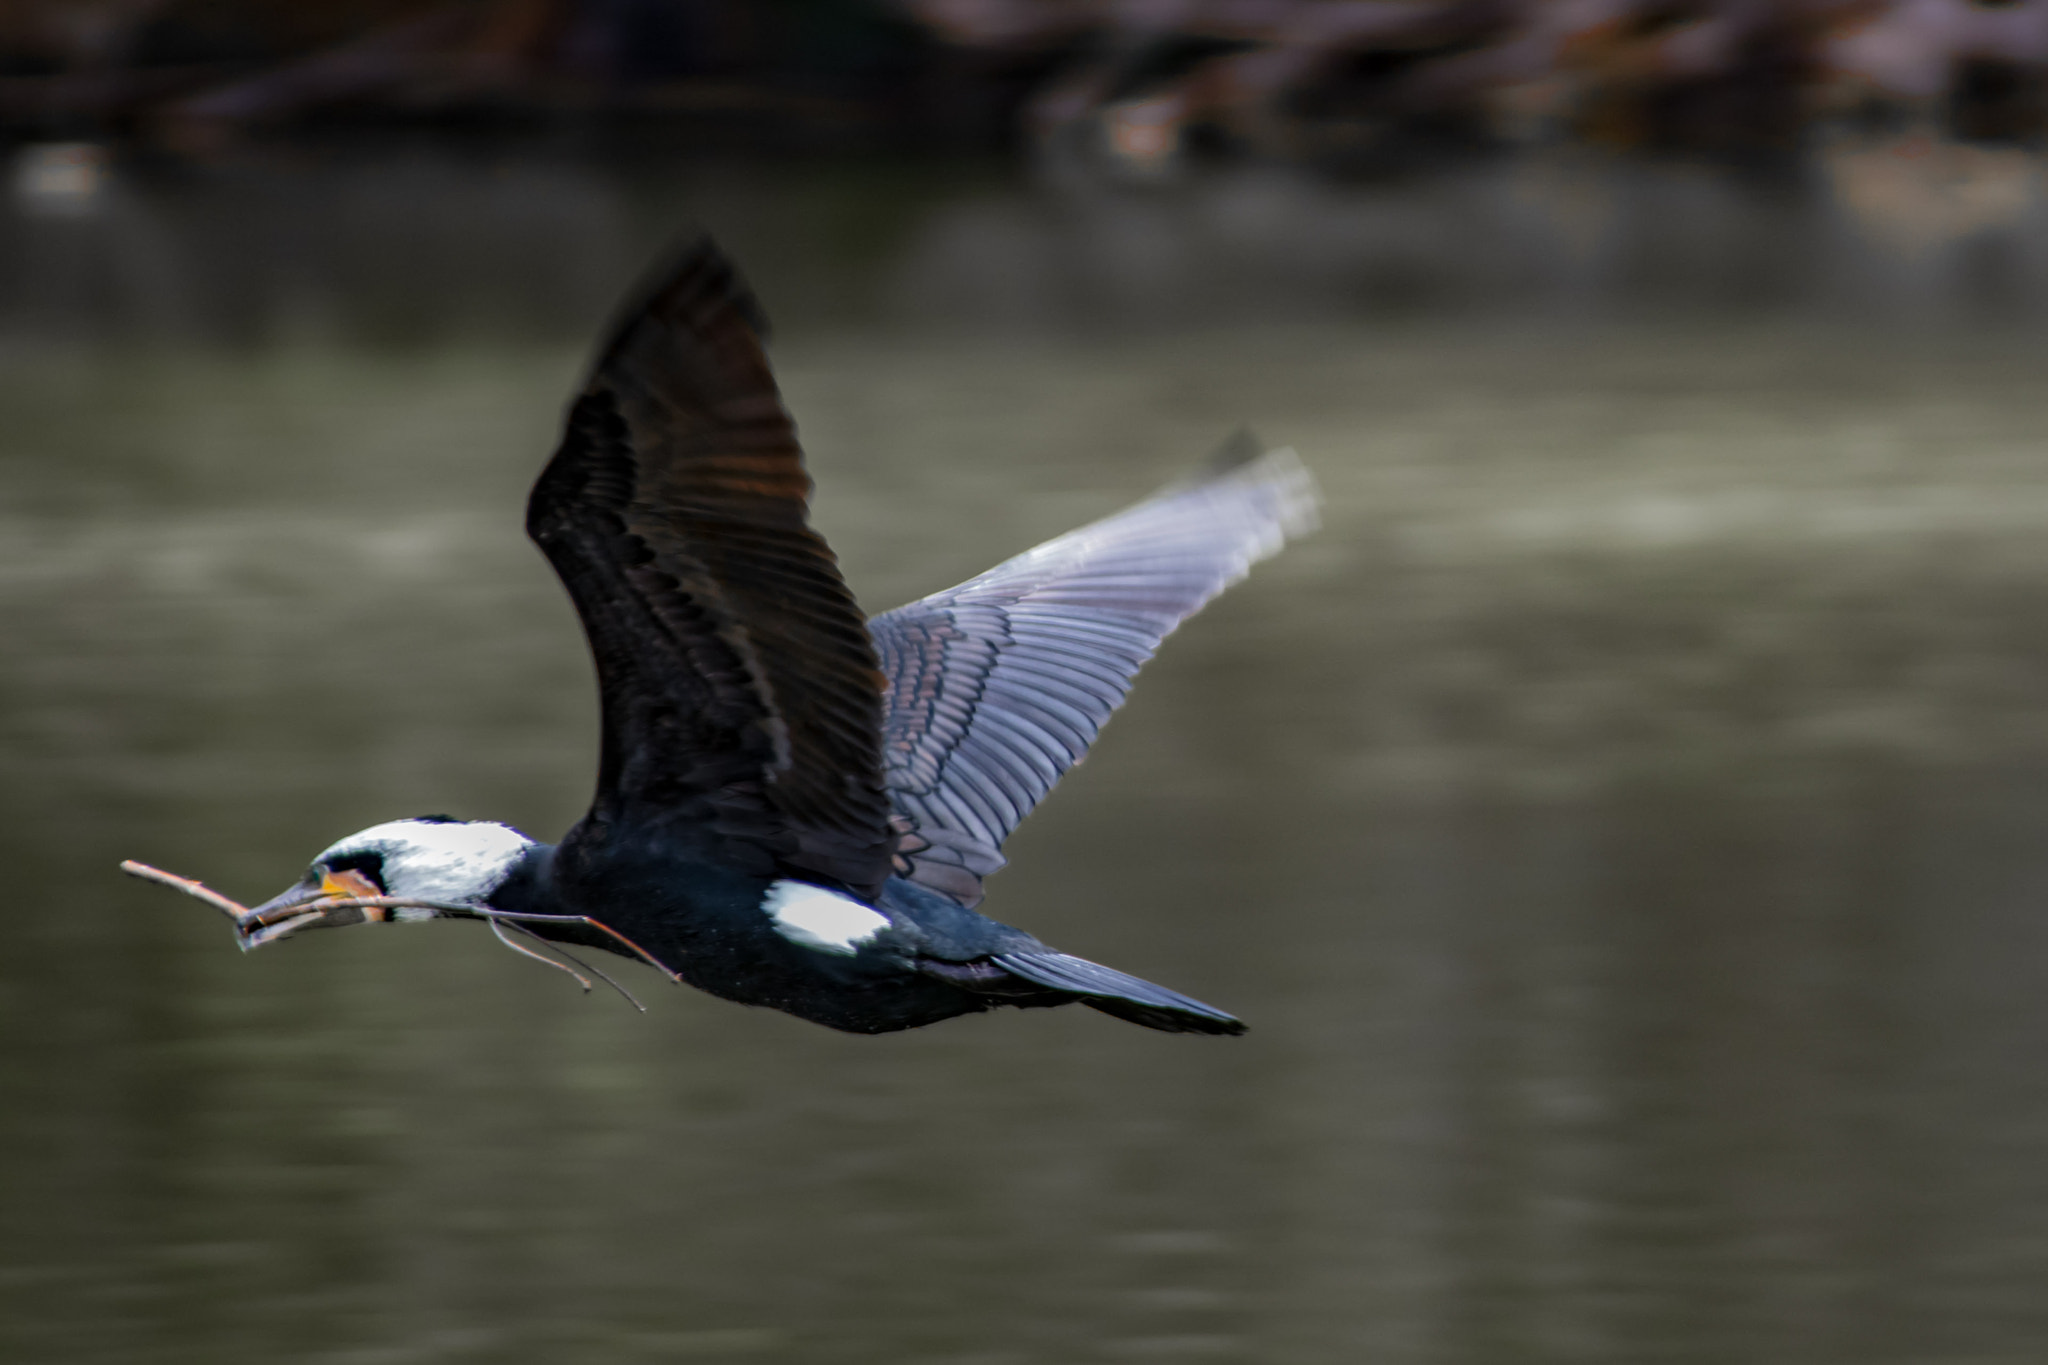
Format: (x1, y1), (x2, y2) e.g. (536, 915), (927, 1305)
(246, 816), (536, 939)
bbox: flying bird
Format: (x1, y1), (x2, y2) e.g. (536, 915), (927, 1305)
(201, 239), (1316, 1036)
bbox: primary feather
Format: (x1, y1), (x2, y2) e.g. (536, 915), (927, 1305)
(872, 433), (1318, 906)
(526, 240), (895, 897)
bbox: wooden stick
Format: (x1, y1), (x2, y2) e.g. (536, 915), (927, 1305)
(290, 895), (684, 981)
(119, 859), (681, 985)
(119, 859), (253, 922)
(490, 917), (650, 1013)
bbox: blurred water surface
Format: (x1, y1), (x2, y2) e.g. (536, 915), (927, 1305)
(5, 143), (2048, 1365)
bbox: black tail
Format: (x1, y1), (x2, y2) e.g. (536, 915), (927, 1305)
(992, 952), (1247, 1036)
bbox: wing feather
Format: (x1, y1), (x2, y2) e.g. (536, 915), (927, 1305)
(529, 239), (893, 897)
(870, 435), (1318, 907)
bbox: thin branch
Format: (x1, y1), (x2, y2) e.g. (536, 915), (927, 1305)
(298, 896), (682, 981)
(119, 860), (253, 922)
(491, 915), (594, 992)
(493, 917), (648, 1012)
(243, 909), (327, 950)
(120, 859), (682, 986)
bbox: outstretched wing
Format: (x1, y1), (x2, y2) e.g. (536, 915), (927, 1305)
(870, 434), (1318, 907)
(528, 239), (894, 897)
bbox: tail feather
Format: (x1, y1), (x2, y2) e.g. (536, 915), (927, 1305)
(991, 951), (1247, 1036)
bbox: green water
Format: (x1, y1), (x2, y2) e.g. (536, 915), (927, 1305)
(4, 145), (2048, 1363)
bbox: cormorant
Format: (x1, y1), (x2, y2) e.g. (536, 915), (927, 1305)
(225, 239), (1315, 1035)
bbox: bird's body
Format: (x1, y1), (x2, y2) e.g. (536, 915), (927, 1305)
(233, 239), (1315, 1037)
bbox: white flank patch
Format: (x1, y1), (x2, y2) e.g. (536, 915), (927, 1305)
(763, 881), (889, 956)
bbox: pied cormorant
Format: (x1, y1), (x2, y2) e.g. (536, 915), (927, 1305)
(221, 239), (1316, 1035)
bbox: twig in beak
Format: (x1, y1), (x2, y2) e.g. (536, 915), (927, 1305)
(287, 895), (685, 982)
(490, 917), (647, 1012)
(120, 858), (680, 996)
(491, 915), (594, 991)
(242, 909), (331, 950)
(119, 860), (256, 922)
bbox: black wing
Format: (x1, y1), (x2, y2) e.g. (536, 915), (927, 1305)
(871, 433), (1318, 907)
(528, 239), (894, 897)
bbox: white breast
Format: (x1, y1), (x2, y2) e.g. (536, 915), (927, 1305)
(762, 881), (890, 956)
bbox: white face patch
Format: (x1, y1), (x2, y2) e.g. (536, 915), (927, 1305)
(317, 819), (532, 912)
(762, 881), (889, 956)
